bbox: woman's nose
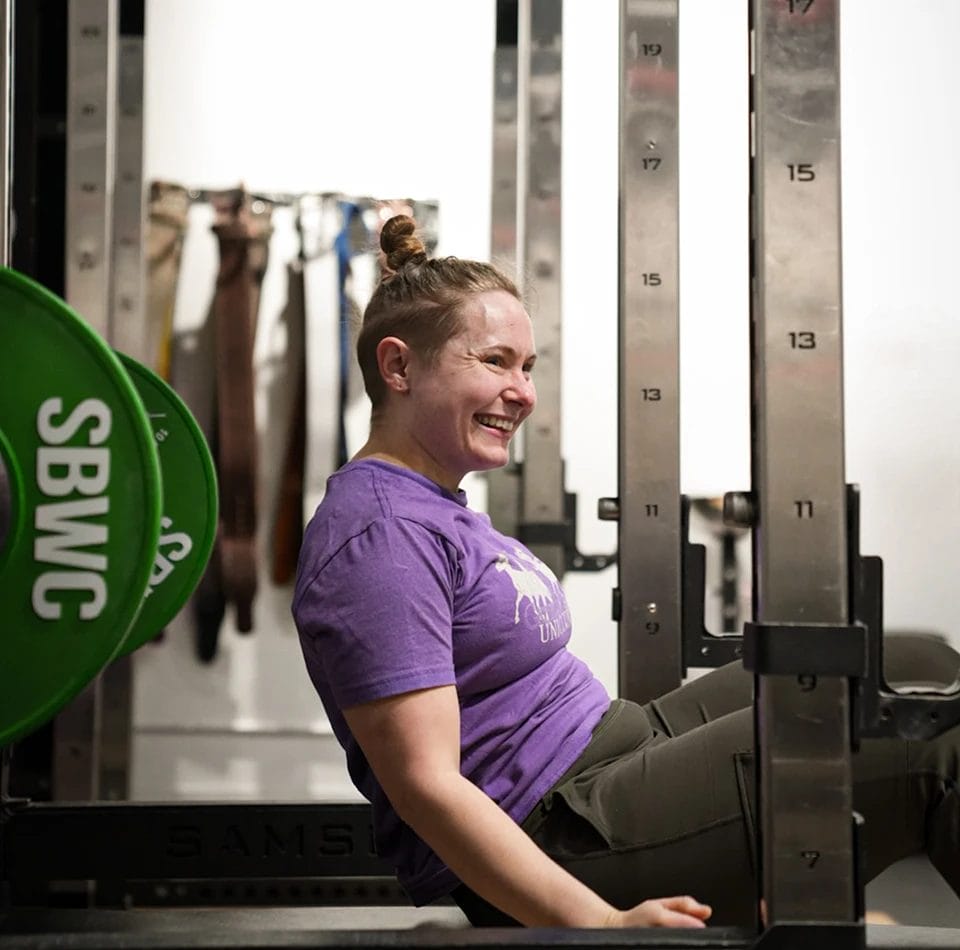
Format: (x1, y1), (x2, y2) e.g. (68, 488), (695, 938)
(506, 372), (536, 410)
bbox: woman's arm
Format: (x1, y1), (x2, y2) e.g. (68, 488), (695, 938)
(343, 684), (710, 928)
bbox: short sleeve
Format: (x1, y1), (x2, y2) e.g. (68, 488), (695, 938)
(293, 518), (458, 708)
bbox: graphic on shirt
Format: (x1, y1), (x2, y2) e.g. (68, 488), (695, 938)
(494, 547), (557, 624)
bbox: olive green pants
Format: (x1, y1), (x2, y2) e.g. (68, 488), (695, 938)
(453, 635), (960, 926)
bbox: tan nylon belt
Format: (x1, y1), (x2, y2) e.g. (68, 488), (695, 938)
(146, 181), (190, 379)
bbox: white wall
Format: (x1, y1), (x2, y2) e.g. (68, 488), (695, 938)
(842, 3), (960, 638)
(133, 0), (960, 800)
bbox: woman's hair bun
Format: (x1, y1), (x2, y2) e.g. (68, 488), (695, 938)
(380, 214), (428, 273)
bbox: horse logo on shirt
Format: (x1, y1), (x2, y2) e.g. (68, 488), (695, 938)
(494, 550), (555, 623)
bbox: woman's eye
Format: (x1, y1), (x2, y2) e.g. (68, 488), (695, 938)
(484, 355), (503, 367)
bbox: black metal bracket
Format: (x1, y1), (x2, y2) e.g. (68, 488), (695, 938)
(680, 484), (960, 743)
(681, 495), (744, 674)
(518, 485), (615, 575)
(845, 488), (960, 742)
(731, 485), (960, 742)
(742, 622), (868, 679)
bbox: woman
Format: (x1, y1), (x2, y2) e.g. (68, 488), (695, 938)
(292, 215), (960, 928)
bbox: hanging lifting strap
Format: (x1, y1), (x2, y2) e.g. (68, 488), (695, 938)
(333, 202), (365, 468)
(209, 189), (272, 633)
(146, 181), (190, 379)
(270, 254), (307, 586)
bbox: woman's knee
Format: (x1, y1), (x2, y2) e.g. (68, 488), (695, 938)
(883, 634), (960, 689)
(644, 662), (753, 737)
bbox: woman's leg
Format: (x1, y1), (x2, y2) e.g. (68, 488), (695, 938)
(642, 661), (751, 736)
(450, 883), (520, 927)
(643, 634), (960, 737)
(882, 633), (960, 689)
(530, 705), (760, 925)
(527, 696), (960, 926)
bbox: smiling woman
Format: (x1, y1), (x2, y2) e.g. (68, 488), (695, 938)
(292, 215), (711, 928)
(290, 215), (960, 931)
(389, 297), (536, 487)
(352, 215), (537, 489)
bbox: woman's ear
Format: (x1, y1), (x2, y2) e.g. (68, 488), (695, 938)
(376, 336), (411, 394)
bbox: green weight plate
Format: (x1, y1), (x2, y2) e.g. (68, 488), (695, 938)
(0, 426), (24, 579)
(116, 353), (218, 654)
(0, 266), (162, 747)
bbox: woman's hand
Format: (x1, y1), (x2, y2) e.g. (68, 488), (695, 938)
(346, 687), (711, 929)
(607, 896), (712, 929)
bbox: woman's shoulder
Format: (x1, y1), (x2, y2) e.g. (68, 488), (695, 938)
(293, 464), (472, 613)
(326, 459), (485, 533)
(304, 460), (488, 563)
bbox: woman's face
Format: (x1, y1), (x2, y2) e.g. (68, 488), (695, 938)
(406, 289), (537, 490)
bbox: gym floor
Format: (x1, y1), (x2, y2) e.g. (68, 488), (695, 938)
(867, 857), (960, 929)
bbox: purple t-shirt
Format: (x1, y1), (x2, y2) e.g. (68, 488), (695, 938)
(292, 459), (610, 904)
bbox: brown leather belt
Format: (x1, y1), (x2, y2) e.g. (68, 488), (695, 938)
(208, 189), (273, 634)
(270, 255), (307, 586)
